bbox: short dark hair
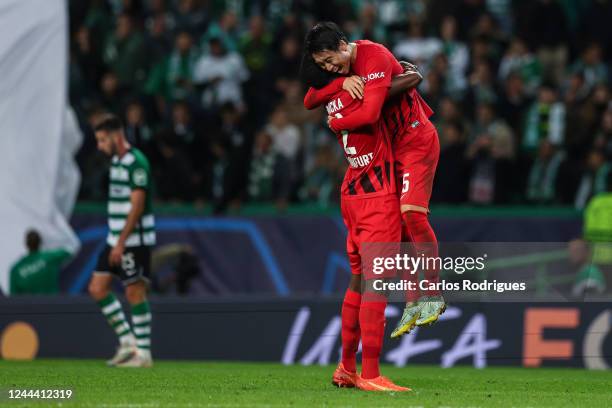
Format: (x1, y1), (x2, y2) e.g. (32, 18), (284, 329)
(299, 54), (338, 89)
(25, 229), (41, 253)
(304, 21), (347, 55)
(93, 113), (123, 132)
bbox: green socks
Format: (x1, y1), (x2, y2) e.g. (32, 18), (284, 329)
(131, 301), (152, 355)
(97, 293), (134, 346)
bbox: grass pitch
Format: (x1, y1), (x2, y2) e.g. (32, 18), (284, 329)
(1, 360), (611, 407)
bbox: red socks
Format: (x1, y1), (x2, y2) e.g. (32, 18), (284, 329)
(359, 293), (387, 379)
(402, 211), (440, 297)
(341, 289), (361, 373)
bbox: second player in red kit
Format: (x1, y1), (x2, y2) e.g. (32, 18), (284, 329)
(307, 22), (444, 341)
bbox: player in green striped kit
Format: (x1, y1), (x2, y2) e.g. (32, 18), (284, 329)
(88, 114), (155, 368)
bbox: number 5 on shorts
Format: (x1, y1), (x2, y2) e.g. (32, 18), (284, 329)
(402, 173), (410, 193)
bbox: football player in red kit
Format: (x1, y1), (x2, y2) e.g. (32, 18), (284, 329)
(302, 56), (421, 391)
(305, 22), (445, 341)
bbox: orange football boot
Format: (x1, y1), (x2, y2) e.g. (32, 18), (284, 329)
(332, 362), (358, 388)
(356, 376), (412, 392)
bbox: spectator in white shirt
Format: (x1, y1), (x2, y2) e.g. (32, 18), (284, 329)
(194, 37), (249, 111)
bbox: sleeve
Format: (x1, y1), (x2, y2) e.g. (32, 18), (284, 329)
(359, 50), (393, 90)
(329, 51), (393, 131)
(329, 87), (388, 132)
(303, 77), (344, 109)
(130, 162), (150, 191)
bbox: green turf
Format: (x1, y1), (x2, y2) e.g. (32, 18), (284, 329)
(0, 360), (611, 407)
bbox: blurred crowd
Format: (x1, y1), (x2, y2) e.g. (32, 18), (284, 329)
(70, 0), (612, 211)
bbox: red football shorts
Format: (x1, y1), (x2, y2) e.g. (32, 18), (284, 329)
(394, 120), (440, 210)
(341, 193), (401, 280)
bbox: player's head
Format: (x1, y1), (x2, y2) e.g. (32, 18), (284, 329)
(304, 22), (351, 75)
(94, 113), (125, 156)
(25, 229), (41, 253)
(299, 54), (337, 89)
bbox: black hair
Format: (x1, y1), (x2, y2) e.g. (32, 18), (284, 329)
(25, 229), (41, 253)
(304, 21), (347, 55)
(299, 54), (338, 89)
(93, 113), (123, 132)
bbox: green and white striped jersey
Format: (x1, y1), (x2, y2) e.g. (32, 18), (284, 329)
(107, 148), (155, 247)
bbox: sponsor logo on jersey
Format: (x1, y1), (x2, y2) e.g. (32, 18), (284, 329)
(361, 72), (385, 82)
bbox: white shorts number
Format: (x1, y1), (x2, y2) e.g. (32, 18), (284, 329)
(336, 113), (356, 156)
(402, 172), (410, 194)
(342, 131), (357, 155)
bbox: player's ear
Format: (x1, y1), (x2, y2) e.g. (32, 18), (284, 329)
(338, 40), (348, 51)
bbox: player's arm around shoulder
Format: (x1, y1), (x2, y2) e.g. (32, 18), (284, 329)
(388, 62), (423, 98)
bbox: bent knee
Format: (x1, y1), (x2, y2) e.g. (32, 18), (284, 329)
(88, 279), (109, 300)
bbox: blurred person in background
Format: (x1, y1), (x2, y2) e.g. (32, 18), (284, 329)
(497, 72), (530, 137)
(247, 130), (291, 208)
(200, 10), (239, 52)
(194, 37), (249, 112)
(174, 0), (207, 36)
(99, 71), (127, 114)
(466, 104), (516, 204)
(240, 15), (273, 128)
(144, 6), (174, 63)
(393, 16), (442, 70)
(574, 148), (610, 209)
(522, 83), (565, 154)
(88, 114), (155, 368)
(464, 59), (497, 118)
(266, 105), (301, 191)
(73, 25), (105, 96)
(567, 43), (608, 95)
(269, 35), (303, 97)
(210, 102), (250, 213)
(103, 13), (147, 91)
(299, 144), (341, 207)
(154, 129), (200, 202)
(438, 15), (469, 97)
(468, 12), (506, 60)
(498, 37), (541, 96)
(9, 230), (73, 295)
(566, 83), (610, 160)
(145, 30), (199, 115)
(525, 139), (566, 204)
(518, 0), (570, 84)
(431, 120), (469, 204)
(124, 100), (154, 153)
(343, 3), (387, 44)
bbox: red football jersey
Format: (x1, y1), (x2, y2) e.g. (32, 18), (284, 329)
(304, 81), (395, 198)
(349, 40), (434, 146)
